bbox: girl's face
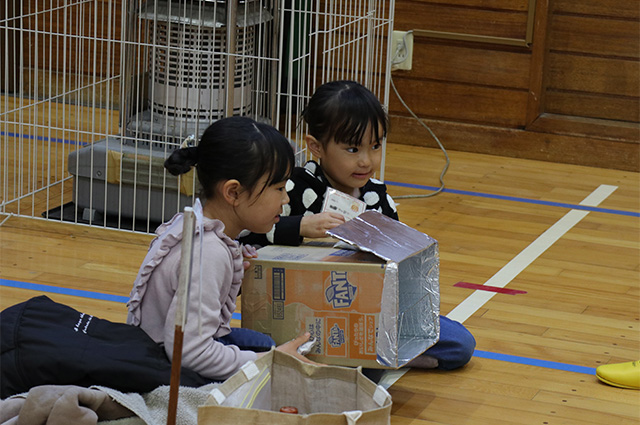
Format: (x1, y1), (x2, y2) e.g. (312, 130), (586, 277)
(314, 123), (383, 197)
(235, 174), (290, 234)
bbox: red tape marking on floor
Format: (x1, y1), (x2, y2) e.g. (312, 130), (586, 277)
(454, 282), (527, 295)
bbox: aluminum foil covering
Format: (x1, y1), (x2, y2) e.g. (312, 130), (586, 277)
(296, 337), (317, 356)
(328, 211), (440, 367)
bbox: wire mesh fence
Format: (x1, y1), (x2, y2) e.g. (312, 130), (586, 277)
(1, 0), (394, 233)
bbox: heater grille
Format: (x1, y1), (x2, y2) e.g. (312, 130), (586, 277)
(150, 20), (255, 121)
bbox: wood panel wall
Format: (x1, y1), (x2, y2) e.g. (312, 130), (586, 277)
(23, 0), (122, 77)
(0, 0), (123, 107)
(3, 0), (638, 170)
(389, 0), (639, 171)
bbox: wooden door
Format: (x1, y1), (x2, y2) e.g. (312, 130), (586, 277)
(388, 0), (639, 171)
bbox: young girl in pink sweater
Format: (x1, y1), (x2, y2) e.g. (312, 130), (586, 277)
(127, 116), (312, 381)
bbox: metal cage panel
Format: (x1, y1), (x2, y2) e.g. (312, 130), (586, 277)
(1, 0), (394, 232)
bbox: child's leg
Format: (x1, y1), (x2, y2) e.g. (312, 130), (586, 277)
(412, 315), (476, 370)
(364, 317), (474, 382)
(216, 328), (276, 352)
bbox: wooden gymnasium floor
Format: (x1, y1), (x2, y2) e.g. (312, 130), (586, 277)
(1, 141), (639, 424)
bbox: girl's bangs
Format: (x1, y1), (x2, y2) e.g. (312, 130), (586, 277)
(267, 142), (294, 185)
(332, 110), (385, 146)
(255, 131), (294, 191)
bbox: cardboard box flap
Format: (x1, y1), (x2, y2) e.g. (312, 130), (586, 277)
(327, 211), (435, 263)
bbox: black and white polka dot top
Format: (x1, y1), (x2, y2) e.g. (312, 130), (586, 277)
(239, 161), (398, 247)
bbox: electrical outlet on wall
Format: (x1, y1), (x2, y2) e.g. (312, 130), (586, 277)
(391, 30), (413, 71)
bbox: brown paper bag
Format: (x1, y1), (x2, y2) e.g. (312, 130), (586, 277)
(198, 349), (392, 424)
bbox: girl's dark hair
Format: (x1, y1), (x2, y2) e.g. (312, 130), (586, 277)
(301, 80), (388, 147)
(164, 116), (294, 200)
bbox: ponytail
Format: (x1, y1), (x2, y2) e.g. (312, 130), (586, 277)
(164, 146), (198, 176)
(164, 116), (294, 200)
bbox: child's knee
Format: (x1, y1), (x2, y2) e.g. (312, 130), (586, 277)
(452, 327), (476, 368)
(437, 318), (476, 370)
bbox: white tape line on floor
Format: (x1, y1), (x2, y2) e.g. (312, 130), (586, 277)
(379, 184), (618, 389)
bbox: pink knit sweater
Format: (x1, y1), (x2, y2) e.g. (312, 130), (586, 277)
(127, 207), (257, 381)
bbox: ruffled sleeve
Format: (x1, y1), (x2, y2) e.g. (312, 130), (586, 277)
(206, 218), (245, 335)
(126, 211), (244, 330)
(127, 212), (186, 326)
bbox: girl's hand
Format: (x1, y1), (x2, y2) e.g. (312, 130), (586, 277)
(274, 332), (323, 365)
(242, 244), (258, 270)
(300, 212), (345, 238)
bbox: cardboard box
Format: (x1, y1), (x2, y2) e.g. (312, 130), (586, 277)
(242, 211), (440, 369)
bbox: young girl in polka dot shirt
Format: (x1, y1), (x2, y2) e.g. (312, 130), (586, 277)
(240, 80), (396, 247)
(240, 80), (476, 372)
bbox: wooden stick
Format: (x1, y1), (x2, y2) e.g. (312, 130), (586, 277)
(166, 325), (184, 425)
(167, 208), (196, 425)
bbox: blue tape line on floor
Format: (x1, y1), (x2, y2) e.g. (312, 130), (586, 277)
(0, 278), (243, 321)
(473, 349), (596, 375)
(386, 180), (639, 217)
(6, 130), (635, 217)
(2, 131), (88, 146)
(1, 278), (129, 303)
(2, 279), (596, 373)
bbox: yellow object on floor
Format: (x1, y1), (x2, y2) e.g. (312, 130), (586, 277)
(596, 361), (640, 389)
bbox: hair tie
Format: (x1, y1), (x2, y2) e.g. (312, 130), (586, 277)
(181, 134), (197, 149)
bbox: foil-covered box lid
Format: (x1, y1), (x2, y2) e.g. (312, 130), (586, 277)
(328, 210), (440, 367)
(327, 210), (436, 262)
